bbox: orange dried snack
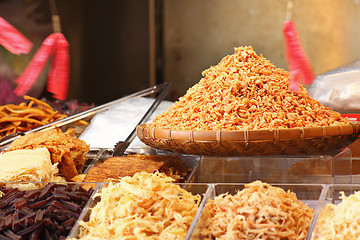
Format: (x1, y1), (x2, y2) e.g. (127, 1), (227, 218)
(201, 181), (314, 240)
(0, 96), (67, 137)
(8, 128), (89, 181)
(150, 46), (347, 131)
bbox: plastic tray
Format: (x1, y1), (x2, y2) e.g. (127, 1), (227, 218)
(309, 183), (360, 239)
(67, 182), (210, 239)
(189, 148), (352, 184)
(5, 182), (360, 239)
(0, 182), (97, 239)
(82, 147), (200, 184)
(187, 183), (326, 240)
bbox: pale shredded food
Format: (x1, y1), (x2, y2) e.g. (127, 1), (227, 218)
(312, 191), (360, 239)
(150, 46), (347, 131)
(73, 172), (200, 240)
(201, 181), (314, 240)
(0, 148), (64, 190)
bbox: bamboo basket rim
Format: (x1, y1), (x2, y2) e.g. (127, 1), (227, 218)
(137, 122), (360, 142)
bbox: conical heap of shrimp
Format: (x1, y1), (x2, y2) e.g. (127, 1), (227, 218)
(150, 46), (347, 131)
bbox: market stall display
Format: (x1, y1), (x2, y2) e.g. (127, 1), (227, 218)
(137, 46), (360, 156)
(0, 42), (360, 239)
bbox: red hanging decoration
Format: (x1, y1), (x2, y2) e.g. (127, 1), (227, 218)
(47, 33), (69, 101)
(14, 33), (70, 101)
(283, 20), (315, 92)
(283, 0), (314, 92)
(0, 16), (32, 55)
(14, 34), (57, 97)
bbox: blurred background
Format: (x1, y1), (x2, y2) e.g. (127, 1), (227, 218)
(1, 0), (360, 105)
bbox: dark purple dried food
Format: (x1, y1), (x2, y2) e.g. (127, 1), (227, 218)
(28, 226), (41, 240)
(61, 218), (75, 231)
(17, 222), (42, 236)
(14, 199), (27, 210)
(0, 183), (93, 240)
(23, 189), (41, 200)
(0, 222), (5, 232)
(28, 200), (47, 210)
(37, 183), (57, 200)
(11, 211), (20, 232)
(18, 207), (34, 216)
(34, 210), (44, 224)
(4, 216), (12, 230)
(51, 208), (78, 218)
(42, 218), (53, 228)
(12, 212), (36, 232)
(0, 233), (11, 240)
(0, 192), (23, 209)
(4, 229), (21, 240)
(43, 228), (54, 240)
(48, 201), (67, 211)
(52, 192), (70, 201)
(58, 200), (80, 213)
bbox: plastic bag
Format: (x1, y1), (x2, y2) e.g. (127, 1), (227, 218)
(308, 60), (360, 112)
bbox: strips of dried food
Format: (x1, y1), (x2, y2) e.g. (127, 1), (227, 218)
(0, 183), (93, 240)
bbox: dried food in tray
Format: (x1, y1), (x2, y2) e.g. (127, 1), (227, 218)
(0, 95), (69, 138)
(0, 146), (105, 188)
(7, 128), (90, 181)
(311, 184), (360, 239)
(189, 182), (326, 240)
(80, 147), (200, 190)
(68, 172), (208, 240)
(0, 182), (95, 240)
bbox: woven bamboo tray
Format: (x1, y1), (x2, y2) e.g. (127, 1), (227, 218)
(136, 122), (360, 156)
